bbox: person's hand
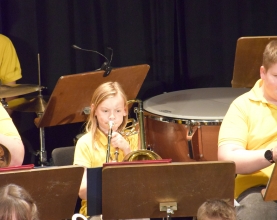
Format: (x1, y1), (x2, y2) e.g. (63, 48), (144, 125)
(110, 132), (130, 155)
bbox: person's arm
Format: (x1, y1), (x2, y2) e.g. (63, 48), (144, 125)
(217, 94), (268, 174)
(0, 35), (22, 86)
(73, 138), (91, 200)
(78, 168), (87, 200)
(0, 35), (22, 115)
(0, 134), (24, 166)
(218, 144), (272, 174)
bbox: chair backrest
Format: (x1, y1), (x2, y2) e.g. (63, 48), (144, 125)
(232, 36), (277, 88)
(51, 146), (76, 166)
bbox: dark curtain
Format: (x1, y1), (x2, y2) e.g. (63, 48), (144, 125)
(1, 0), (277, 164)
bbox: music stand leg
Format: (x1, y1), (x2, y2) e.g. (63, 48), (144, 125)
(160, 202), (176, 220)
(166, 208), (174, 220)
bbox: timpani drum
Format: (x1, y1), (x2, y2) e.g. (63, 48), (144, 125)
(143, 87), (249, 162)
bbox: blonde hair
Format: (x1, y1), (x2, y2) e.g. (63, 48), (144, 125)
(197, 199), (236, 220)
(0, 184), (39, 220)
(263, 40), (277, 70)
(85, 81), (128, 141)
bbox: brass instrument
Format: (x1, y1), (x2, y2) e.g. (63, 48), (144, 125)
(106, 120), (114, 163)
(0, 144), (11, 168)
(123, 99), (162, 161)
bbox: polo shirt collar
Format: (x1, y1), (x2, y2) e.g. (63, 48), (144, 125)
(248, 79), (269, 104)
(95, 128), (108, 147)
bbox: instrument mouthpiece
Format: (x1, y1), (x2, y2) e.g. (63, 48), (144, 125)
(108, 121), (114, 129)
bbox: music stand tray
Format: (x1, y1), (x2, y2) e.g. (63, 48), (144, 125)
(0, 165), (84, 220)
(101, 161), (235, 219)
(34, 64), (149, 127)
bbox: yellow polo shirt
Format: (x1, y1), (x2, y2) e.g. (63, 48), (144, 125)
(0, 34), (21, 84)
(218, 79), (276, 198)
(74, 128), (139, 216)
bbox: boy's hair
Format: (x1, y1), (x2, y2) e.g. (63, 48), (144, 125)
(85, 81), (128, 141)
(0, 184), (39, 220)
(197, 199), (236, 220)
(263, 40), (277, 70)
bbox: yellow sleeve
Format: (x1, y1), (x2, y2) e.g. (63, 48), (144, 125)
(74, 132), (107, 167)
(73, 135), (92, 167)
(218, 96), (248, 148)
(0, 35), (22, 84)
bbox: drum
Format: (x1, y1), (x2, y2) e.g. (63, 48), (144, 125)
(143, 87), (249, 162)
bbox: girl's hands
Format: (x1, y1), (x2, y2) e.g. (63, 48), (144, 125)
(110, 132), (131, 155)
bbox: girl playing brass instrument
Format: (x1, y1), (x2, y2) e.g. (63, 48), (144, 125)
(73, 82), (140, 218)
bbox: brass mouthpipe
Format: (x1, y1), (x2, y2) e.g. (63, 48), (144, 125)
(127, 99), (146, 150)
(114, 148), (119, 162)
(123, 99), (162, 161)
(106, 121), (114, 163)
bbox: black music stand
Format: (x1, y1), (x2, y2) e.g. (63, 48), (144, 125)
(0, 165), (84, 220)
(96, 161), (235, 219)
(87, 167), (102, 216)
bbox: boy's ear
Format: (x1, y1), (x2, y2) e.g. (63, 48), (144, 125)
(260, 66), (266, 79)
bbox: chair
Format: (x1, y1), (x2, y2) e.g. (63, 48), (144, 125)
(51, 146), (82, 216)
(51, 146), (75, 166)
(232, 36), (277, 88)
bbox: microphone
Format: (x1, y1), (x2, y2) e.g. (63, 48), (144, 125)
(72, 45), (113, 76)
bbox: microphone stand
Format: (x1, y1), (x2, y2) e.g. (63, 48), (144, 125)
(72, 45), (113, 76)
(37, 112), (47, 166)
(36, 53), (48, 166)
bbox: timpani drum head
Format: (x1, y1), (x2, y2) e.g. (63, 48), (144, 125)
(144, 88), (249, 120)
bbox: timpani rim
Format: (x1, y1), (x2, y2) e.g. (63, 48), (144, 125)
(145, 113), (222, 126)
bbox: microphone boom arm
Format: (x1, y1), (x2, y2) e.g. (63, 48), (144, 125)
(72, 44), (113, 76)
